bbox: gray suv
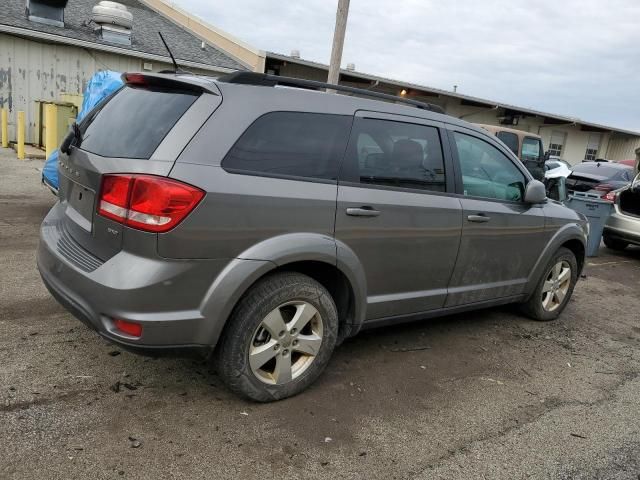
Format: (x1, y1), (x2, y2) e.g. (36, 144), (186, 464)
(38, 72), (588, 401)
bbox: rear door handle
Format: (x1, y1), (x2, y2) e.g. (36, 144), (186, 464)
(467, 214), (490, 223)
(346, 207), (380, 217)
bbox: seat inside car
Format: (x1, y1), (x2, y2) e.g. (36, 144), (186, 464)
(391, 138), (424, 176)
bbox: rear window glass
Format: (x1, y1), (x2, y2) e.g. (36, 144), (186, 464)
(496, 131), (519, 156)
(222, 112), (352, 181)
(571, 163), (627, 177)
(79, 86), (198, 159)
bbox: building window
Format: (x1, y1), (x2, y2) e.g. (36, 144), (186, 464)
(584, 133), (601, 161)
(548, 130), (566, 157)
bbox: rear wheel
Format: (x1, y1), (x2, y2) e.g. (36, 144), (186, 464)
(603, 234), (628, 251)
(520, 247), (578, 321)
(216, 272), (338, 402)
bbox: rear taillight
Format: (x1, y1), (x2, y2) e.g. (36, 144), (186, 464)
(602, 190), (618, 202)
(98, 174), (204, 233)
(594, 183), (614, 193)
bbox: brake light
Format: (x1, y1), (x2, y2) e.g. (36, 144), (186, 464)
(113, 319), (143, 337)
(594, 183), (614, 193)
(124, 73), (146, 85)
(602, 190), (618, 202)
(98, 174), (204, 233)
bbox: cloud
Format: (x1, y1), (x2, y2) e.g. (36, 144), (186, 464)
(173, 0), (640, 131)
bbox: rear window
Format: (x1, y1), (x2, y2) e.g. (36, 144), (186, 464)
(571, 163), (627, 178)
(496, 131), (519, 156)
(222, 112), (352, 181)
(79, 85), (198, 159)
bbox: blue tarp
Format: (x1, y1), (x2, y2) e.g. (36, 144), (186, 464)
(42, 70), (123, 191)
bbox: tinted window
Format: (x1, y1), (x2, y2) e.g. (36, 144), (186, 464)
(222, 112), (351, 181)
(343, 118), (446, 192)
(80, 86), (197, 159)
(571, 163), (629, 178)
(454, 132), (527, 202)
(496, 131), (519, 156)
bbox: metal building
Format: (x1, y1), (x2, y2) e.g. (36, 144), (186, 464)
(265, 52), (640, 165)
(0, 0), (254, 144)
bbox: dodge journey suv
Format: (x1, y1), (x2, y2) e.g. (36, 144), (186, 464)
(38, 72), (588, 401)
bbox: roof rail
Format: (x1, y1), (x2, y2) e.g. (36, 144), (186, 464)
(216, 72), (445, 114)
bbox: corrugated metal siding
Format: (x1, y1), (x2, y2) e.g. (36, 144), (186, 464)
(606, 135), (640, 161)
(0, 32), (178, 143)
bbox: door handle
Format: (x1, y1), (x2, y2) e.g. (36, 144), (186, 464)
(346, 206), (380, 217)
(467, 214), (490, 223)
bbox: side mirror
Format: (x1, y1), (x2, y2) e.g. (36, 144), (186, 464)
(544, 151), (550, 161)
(524, 179), (547, 204)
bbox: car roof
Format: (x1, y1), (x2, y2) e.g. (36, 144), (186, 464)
(213, 78), (491, 133)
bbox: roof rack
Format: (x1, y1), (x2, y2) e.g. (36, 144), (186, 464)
(216, 72), (445, 114)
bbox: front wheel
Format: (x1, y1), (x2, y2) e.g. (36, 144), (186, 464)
(520, 247), (578, 321)
(216, 272), (338, 402)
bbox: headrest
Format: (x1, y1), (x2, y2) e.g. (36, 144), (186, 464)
(392, 139), (423, 169)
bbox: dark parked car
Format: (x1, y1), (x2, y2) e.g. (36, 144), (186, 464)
(566, 161), (634, 197)
(38, 72), (588, 401)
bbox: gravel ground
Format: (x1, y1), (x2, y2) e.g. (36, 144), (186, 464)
(1, 147), (639, 479)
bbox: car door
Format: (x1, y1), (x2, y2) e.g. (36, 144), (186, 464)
(335, 111), (462, 320)
(445, 126), (547, 307)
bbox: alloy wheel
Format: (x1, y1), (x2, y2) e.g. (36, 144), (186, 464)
(541, 260), (571, 312)
(249, 301), (323, 385)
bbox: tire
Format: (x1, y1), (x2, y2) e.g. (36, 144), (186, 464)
(603, 234), (628, 251)
(216, 272), (339, 402)
(520, 247), (578, 321)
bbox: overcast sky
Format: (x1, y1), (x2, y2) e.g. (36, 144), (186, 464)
(172, 0), (640, 132)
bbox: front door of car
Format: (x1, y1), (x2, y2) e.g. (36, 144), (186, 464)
(335, 112), (462, 320)
(444, 127), (547, 307)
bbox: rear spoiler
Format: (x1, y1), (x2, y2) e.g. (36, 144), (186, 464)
(121, 72), (220, 95)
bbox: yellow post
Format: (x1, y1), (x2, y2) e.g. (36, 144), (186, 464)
(1, 108), (7, 148)
(45, 103), (57, 159)
(17, 111), (25, 160)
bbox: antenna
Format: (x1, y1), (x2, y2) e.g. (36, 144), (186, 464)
(158, 31), (187, 74)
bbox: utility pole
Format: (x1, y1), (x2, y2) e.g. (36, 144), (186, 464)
(327, 0), (350, 89)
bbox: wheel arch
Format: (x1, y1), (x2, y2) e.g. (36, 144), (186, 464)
(199, 233), (367, 349)
(524, 223), (587, 299)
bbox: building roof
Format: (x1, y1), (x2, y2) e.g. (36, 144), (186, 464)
(0, 0), (247, 72)
(267, 52), (640, 138)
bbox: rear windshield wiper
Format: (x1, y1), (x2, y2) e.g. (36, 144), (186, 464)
(60, 122), (82, 154)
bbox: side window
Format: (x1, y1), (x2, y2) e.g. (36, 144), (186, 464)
(453, 132), (527, 202)
(522, 137), (542, 162)
(344, 118), (446, 192)
(496, 131), (519, 157)
(222, 112), (352, 181)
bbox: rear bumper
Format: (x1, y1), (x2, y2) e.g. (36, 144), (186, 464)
(603, 207), (640, 246)
(37, 203), (231, 354)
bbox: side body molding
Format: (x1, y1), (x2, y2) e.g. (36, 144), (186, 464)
(524, 222), (587, 298)
(198, 233), (368, 347)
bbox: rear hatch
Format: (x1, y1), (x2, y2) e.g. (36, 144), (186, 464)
(57, 73), (221, 261)
(619, 188), (640, 217)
